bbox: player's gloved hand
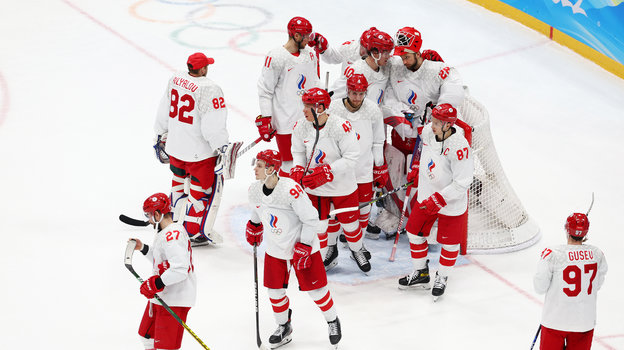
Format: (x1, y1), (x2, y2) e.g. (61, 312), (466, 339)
(157, 261), (170, 275)
(292, 242), (313, 270)
(302, 164), (334, 189)
(153, 133), (169, 164)
(373, 163), (389, 188)
(214, 144), (230, 176)
(140, 275), (165, 299)
(406, 163), (419, 187)
(401, 109), (415, 121)
(384, 115), (411, 128)
(289, 165), (306, 183)
(308, 32), (328, 54)
(422, 49), (444, 62)
(255, 115), (275, 142)
(246, 220), (263, 246)
(419, 192), (446, 216)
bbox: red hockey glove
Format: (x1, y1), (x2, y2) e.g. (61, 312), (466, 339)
(289, 165), (306, 183)
(302, 164), (334, 189)
(140, 275), (165, 299)
(384, 115), (411, 128)
(419, 192), (447, 216)
(308, 32), (328, 54)
(246, 220), (263, 246)
(422, 49), (444, 62)
(373, 164), (389, 188)
(292, 242), (313, 271)
(157, 260), (170, 275)
(406, 164), (419, 187)
(255, 115), (275, 142)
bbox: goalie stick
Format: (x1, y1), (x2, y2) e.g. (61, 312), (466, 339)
(124, 240), (211, 350)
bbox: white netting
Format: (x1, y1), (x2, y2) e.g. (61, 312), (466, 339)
(459, 92), (541, 253)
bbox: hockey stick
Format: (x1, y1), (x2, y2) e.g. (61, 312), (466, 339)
(119, 214), (149, 227)
(529, 325), (541, 350)
(253, 244), (270, 350)
(124, 240), (211, 350)
(389, 186), (412, 262)
(238, 133), (275, 158)
(325, 182), (413, 218)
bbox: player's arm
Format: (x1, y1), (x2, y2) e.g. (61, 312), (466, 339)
(329, 121), (359, 174)
(533, 248), (554, 294)
(159, 236), (193, 286)
(439, 140), (473, 203)
(199, 85), (229, 152)
(371, 107), (385, 166)
(290, 183), (321, 245)
(328, 67), (348, 100)
(290, 123), (307, 168)
(154, 86), (171, 135)
(594, 250), (608, 291)
(381, 84), (414, 139)
(257, 52), (282, 117)
(437, 66), (465, 108)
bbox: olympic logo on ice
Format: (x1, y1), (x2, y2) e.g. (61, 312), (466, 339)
(269, 214), (282, 235)
(296, 74), (307, 96)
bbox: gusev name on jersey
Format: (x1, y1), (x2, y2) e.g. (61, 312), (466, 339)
(328, 98), (384, 183)
(143, 222), (197, 307)
(330, 58), (389, 105)
(417, 125), (473, 216)
(534, 244), (608, 332)
(291, 114), (359, 197)
(248, 177), (322, 260)
(257, 47), (320, 134)
(154, 71), (229, 162)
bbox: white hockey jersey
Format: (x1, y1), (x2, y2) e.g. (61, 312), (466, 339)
(248, 177), (322, 260)
(417, 125), (473, 216)
(383, 57), (465, 139)
(330, 58), (389, 105)
(328, 99), (384, 183)
(291, 114), (359, 197)
(144, 222), (197, 307)
(534, 244), (608, 332)
(320, 39), (362, 72)
(257, 46), (320, 134)
(154, 72), (229, 162)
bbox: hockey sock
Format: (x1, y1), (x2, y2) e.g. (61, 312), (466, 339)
(140, 336), (154, 350)
(358, 204), (371, 231)
(342, 220), (363, 251)
(438, 244), (460, 276)
(308, 286), (337, 322)
(408, 232), (428, 270)
(268, 288), (290, 325)
(327, 219), (340, 245)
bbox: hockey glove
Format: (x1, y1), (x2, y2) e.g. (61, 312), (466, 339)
(406, 164), (420, 187)
(214, 144), (230, 176)
(308, 32), (328, 54)
(153, 134), (169, 164)
(384, 115), (411, 128)
(255, 115), (275, 142)
(246, 220), (263, 246)
(422, 49), (444, 62)
(302, 164), (334, 189)
(419, 192), (447, 216)
(292, 242), (313, 271)
(373, 164), (389, 188)
(289, 165), (306, 183)
(140, 275), (165, 299)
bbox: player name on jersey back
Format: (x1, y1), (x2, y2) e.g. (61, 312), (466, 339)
(172, 76), (199, 92)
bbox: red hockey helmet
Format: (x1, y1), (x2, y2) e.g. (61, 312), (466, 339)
(359, 26), (378, 48)
(143, 193), (171, 216)
(431, 103), (458, 125)
(394, 27), (422, 56)
(302, 88), (331, 109)
(287, 17), (312, 37)
(256, 149), (282, 171)
(347, 74), (369, 93)
(364, 30), (394, 53)
(565, 213), (590, 238)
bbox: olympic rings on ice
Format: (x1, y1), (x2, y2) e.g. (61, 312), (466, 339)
(129, 0), (216, 24)
(156, 0), (217, 5)
(228, 29), (286, 57)
(187, 4), (273, 31)
(171, 22), (260, 49)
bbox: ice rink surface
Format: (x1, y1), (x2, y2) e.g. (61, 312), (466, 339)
(0, 0), (623, 349)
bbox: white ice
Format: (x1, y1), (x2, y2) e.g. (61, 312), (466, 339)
(0, 0), (623, 349)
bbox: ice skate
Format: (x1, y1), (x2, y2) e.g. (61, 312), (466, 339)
(365, 224), (381, 240)
(398, 260), (431, 290)
(269, 309), (292, 349)
(323, 244), (339, 271)
(350, 247), (371, 273)
(327, 317), (342, 347)
(432, 272), (448, 302)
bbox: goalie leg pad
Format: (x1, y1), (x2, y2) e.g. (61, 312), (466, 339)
(170, 174), (187, 222)
(184, 175), (223, 243)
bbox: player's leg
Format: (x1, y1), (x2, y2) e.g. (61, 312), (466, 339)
(152, 304), (190, 350)
(168, 157), (189, 222)
(275, 134), (294, 177)
(307, 194), (335, 268)
(432, 211), (467, 299)
(264, 254), (293, 348)
(324, 219), (340, 269)
(335, 191), (370, 272)
(539, 325), (566, 350)
(565, 329), (594, 350)
(357, 182), (374, 235)
(184, 157), (223, 245)
(398, 204), (436, 290)
(138, 302), (156, 350)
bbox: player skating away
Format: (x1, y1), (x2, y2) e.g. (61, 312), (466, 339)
(397, 104), (473, 301)
(257, 17), (324, 176)
(246, 150), (341, 349)
(154, 52), (230, 246)
(319, 26), (379, 72)
(130, 193), (197, 350)
(290, 88), (371, 273)
(534, 212), (608, 349)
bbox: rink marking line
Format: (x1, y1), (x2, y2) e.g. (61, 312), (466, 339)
(457, 39), (551, 68)
(0, 72), (9, 127)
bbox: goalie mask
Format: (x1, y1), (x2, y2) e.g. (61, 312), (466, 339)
(394, 27), (422, 56)
(143, 193), (172, 217)
(565, 213), (589, 238)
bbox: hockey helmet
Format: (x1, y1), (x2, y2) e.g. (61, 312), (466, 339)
(347, 74), (369, 93)
(364, 30), (394, 53)
(394, 27), (422, 56)
(143, 193), (172, 216)
(287, 17), (312, 38)
(302, 88), (331, 109)
(431, 103), (458, 125)
(565, 213), (590, 238)
(359, 26), (378, 48)
(256, 149), (282, 171)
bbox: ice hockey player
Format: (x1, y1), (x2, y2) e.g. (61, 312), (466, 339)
(130, 193), (196, 350)
(246, 149), (341, 348)
(397, 104), (473, 301)
(257, 16), (325, 176)
(154, 52), (231, 246)
(290, 88), (371, 273)
(319, 26), (379, 72)
(534, 212), (608, 349)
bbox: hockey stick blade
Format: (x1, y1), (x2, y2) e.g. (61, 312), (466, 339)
(119, 214), (150, 227)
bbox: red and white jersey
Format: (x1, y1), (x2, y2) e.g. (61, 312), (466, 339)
(383, 58), (464, 139)
(328, 99), (384, 183)
(248, 177), (322, 260)
(291, 114), (359, 197)
(330, 58), (389, 105)
(534, 244), (608, 332)
(144, 222), (197, 307)
(416, 125), (473, 216)
(154, 72), (229, 162)
(257, 46), (320, 134)
(320, 39), (362, 71)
